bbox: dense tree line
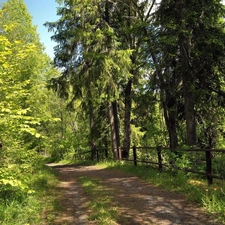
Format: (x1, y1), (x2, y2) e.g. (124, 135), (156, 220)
(45, 0), (225, 159)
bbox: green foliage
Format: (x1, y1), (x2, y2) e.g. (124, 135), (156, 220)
(42, 0), (225, 161)
(45, 0), (157, 155)
(0, 1), (64, 224)
(212, 154), (225, 179)
(0, 147), (44, 203)
(0, 1), (60, 150)
(0, 164), (59, 225)
(155, 0), (225, 147)
(203, 185), (225, 222)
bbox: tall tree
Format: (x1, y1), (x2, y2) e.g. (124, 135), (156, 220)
(45, 0), (132, 158)
(110, 0), (156, 157)
(155, 0), (225, 147)
(0, 0), (60, 155)
(150, 1), (182, 148)
(175, 0), (197, 146)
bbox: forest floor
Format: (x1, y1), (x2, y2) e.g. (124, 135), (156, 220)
(47, 164), (219, 225)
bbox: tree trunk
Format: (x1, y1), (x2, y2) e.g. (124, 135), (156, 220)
(109, 101), (120, 159)
(123, 79), (132, 158)
(176, 0), (197, 146)
(183, 80), (197, 145)
(151, 52), (179, 149)
(112, 101), (121, 159)
(162, 100), (178, 149)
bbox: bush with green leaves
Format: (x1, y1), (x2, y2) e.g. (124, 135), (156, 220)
(0, 165), (34, 202)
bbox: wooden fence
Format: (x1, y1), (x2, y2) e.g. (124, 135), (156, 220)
(130, 146), (225, 185)
(73, 146), (225, 185)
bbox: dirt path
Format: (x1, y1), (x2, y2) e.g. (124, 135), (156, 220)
(49, 164), (218, 225)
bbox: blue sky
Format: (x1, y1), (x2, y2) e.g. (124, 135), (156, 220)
(23, 0), (60, 59)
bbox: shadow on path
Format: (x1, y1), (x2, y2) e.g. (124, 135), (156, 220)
(49, 164), (218, 225)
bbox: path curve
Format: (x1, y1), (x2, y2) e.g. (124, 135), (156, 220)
(49, 164), (218, 225)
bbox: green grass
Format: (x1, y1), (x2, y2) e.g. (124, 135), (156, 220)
(31, 166), (61, 225)
(0, 164), (59, 225)
(96, 160), (225, 224)
(77, 176), (118, 225)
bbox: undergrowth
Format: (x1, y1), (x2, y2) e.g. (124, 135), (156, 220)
(0, 162), (59, 225)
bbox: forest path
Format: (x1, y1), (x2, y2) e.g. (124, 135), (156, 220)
(48, 164), (218, 225)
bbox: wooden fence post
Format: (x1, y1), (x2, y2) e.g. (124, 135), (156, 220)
(133, 146), (137, 166)
(206, 150), (213, 185)
(118, 147), (122, 160)
(96, 148), (99, 162)
(157, 146), (163, 172)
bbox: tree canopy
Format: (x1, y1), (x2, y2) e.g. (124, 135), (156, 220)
(44, 0), (225, 158)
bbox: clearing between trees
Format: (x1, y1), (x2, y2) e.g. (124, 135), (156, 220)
(48, 164), (219, 225)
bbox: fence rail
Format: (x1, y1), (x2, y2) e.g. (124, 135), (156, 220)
(74, 146), (225, 185)
(130, 146), (225, 185)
